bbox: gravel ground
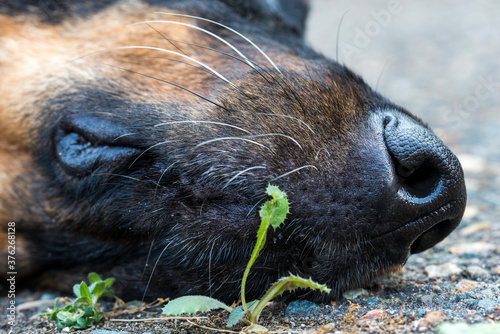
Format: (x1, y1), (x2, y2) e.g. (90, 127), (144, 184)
(2, 1), (499, 333)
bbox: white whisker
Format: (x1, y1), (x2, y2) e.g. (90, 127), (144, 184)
(250, 133), (303, 151)
(246, 200), (264, 218)
(154, 12), (282, 74)
(131, 20), (259, 73)
(142, 239), (175, 302)
(271, 165), (319, 181)
(105, 64), (227, 110)
(129, 140), (175, 168)
(154, 120), (253, 135)
(152, 12), (283, 74)
(315, 147), (332, 161)
(108, 46), (237, 89)
(112, 133), (136, 143)
(91, 173), (146, 183)
(140, 239), (155, 279)
(155, 162), (176, 196)
(222, 166), (266, 190)
(195, 137), (271, 151)
(259, 113), (315, 134)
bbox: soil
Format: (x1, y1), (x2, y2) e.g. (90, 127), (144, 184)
(1, 1), (499, 333)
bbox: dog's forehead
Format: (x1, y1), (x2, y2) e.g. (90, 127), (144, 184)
(0, 8), (226, 140)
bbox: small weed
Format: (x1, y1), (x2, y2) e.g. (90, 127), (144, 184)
(39, 272), (114, 330)
(162, 185), (331, 329)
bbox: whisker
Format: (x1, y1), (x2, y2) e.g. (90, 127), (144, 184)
(153, 13), (282, 74)
(375, 60), (389, 91)
(271, 165), (319, 181)
(104, 64), (228, 111)
(222, 166), (266, 190)
(111, 133), (136, 143)
(140, 239), (155, 280)
(208, 240), (216, 297)
(336, 10), (351, 62)
(107, 46), (238, 90)
(130, 20), (259, 74)
(264, 71), (312, 128)
(259, 113), (315, 134)
(195, 137), (271, 151)
(149, 36), (270, 82)
(142, 239), (175, 302)
(91, 173), (146, 183)
(246, 199), (264, 218)
(154, 120), (253, 135)
(129, 140), (175, 169)
(141, 56), (212, 75)
(250, 133), (303, 151)
(315, 147), (331, 160)
(145, 23), (188, 56)
(154, 162), (176, 197)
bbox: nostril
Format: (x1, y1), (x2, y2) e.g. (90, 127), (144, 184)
(396, 162), (440, 198)
(410, 218), (455, 254)
(382, 112), (450, 200)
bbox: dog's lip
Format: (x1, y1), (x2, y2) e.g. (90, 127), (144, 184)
(368, 200), (462, 250)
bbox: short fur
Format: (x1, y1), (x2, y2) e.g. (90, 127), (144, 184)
(0, 0), (465, 302)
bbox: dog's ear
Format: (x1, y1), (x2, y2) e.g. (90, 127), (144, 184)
(222, 0), (309, 36)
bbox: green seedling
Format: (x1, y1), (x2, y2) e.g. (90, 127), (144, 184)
(40, 272), (114, 330)
(162, 185), (331, 328)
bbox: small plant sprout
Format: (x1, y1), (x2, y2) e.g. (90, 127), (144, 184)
(39, 272), (114, 330)
(162, 185), (331, 329)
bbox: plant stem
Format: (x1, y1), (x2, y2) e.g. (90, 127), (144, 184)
(241, 220), (270, 310)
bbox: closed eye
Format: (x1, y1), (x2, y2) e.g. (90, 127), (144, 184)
(54, 114), (141, 176)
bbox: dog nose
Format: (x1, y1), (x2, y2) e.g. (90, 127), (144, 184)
(382, 111), (467, 253)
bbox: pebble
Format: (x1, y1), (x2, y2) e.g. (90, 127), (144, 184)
(365, 297), (379, 307)
(357, 309), (387, 325)
(342, 288), (368, 300)
(449, 242), (496, 255)
(477, 298), (500, 309)
(90, 331), (131, 334)
(466, 265), (491, 279)
(455, 293), (472, 300)
(420, 295), (434, 305)
(459, 222), (490, 236)
(424, 263), (462, 278)
(417, 311), (448, 330)
(456, 279), (479, 290)
(285, 300), (320, 318)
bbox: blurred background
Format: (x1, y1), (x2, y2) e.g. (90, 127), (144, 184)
(306, 0), (500, 233)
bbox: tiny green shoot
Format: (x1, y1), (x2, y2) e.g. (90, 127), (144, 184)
(39, 272), (114, 330)
(162, 185), (331, 328)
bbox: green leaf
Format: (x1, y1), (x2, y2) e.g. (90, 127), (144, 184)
(227, 300), (258, 327)
(248, 275), (330, 324)
(74, 296), (92, 305)
(162, 295), (232, 316)
(79, 282), (91, 298)
(438, 322), (500, 334)
(92, 282), (106, 304)
(103, 277), (115, 290)
(101, 290), (115, 298)
(260, 185), (289, 230)
(247, 323), (269, 333)
(73, 284), (82, 298)
(87, 281), (98, 295)
(88, 272), (102, 284)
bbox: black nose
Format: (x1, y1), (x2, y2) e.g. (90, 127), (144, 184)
(382, 111), (466, 254)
